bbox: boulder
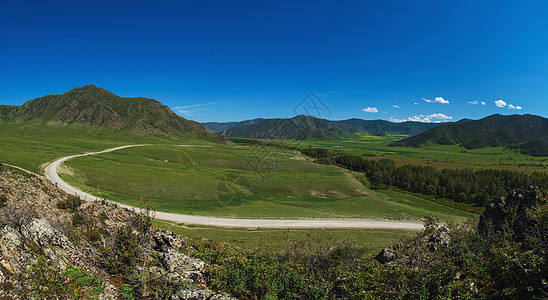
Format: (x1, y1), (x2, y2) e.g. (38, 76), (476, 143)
(163, 249), (206, 286)
(375, 248), (396, 264)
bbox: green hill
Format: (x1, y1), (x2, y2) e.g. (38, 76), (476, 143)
(0, 84), (218, 140)
(390, 114), (548, 156)
(203, 118), (266, 135)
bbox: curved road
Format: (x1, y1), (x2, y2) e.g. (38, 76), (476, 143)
(44, 145), (424, 230)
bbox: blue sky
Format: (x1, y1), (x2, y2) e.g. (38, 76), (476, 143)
(1, 1), (547, 123)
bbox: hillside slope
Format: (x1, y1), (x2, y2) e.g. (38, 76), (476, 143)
(0, 167), (235, 299)
(214, 116), (446, 139)
(223, 115), (355, 139)
(0, 84), (218, 140)
(390, 114), (548, 156)
(333, 119), (441, 136)
(203, 118), (265, 135)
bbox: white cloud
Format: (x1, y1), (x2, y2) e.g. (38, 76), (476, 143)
(390, 113), (453, 123)
(174, 101), (223, 110)
(392, 105), (401, 108)
(429, 113), (453, 120)
(423, 97), (449, 104)
(481, 101), (486, 105)
(173, 101), (225, 117)
(435, 97), (450, 104)
(414, 102), (420, 105)
(468, 100), (479, 105)
(362, 107), (378, 113)
(176, 109), (192, 116)
(495, 99), (507, 108)
(495, 99), (522, 110)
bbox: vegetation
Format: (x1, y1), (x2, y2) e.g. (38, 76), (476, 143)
(62, 144), (473, 222)
(391, 113), (548, 156)
(154, 220), (416, 255)
(188, 195), (548, 299)
(302, 146), (548, 207)
(216, 115), (442, 139)
(0, 84), (218, 140)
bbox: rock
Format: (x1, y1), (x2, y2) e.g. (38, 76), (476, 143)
(478, 186), (546, 239)
(20, 219), (89, 270)
(162, 249), (206, 286)
(375, 248), (396, 264)
(0, 226), (35, 274)
(208, 292), (239, 300)
(153, 229), (187, 252)
(171, 288), (212, 300)
(427, 225), (451, 251)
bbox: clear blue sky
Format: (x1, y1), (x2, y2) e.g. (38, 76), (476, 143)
(1, 1), (547, 123)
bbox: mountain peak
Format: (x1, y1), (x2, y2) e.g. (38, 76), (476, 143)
(1, 85), (219, 140)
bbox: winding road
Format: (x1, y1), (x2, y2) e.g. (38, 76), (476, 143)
(43, 145), (424, 230)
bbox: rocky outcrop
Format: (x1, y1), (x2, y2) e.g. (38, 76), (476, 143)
(375, 222), (451, 265)
(0, 226), (36, 275)
(478, 186), (547, 239)
(0, 168), (235, 299)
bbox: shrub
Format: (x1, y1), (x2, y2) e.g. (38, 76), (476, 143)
(56, 194), (83, 213)
(99, 225), (142, 276)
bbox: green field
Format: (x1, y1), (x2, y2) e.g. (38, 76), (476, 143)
(154, 220), (417, 255)
(0, 121), (192, 172)
(272, 133), (548, 173)
(61, 144), (474, 222)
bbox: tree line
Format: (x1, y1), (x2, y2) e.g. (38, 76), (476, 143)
(301, 147), (548, 206)
(230, 139), (548, 207)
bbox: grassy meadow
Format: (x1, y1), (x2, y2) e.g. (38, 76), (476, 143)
(273, 132), (548, 173)
(153, 219), (417, 255)
(0, 120), (194, 171)
(61, 144), (474, 222)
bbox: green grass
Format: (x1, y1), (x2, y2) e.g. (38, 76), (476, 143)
(274, 133), (548, 173)
(153, 220), (417, 255)
(62, 144), (474, 222)
(0, 120), (201, 172)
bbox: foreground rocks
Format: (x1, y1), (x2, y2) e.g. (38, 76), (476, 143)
(0, 167), (235, 299)
(479, 186), (547, 239)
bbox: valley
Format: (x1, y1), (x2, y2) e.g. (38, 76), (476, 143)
(1, 85), (547, 299)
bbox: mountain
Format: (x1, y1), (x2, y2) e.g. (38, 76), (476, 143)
(333, 119), (442, 136)
(203, 118), (266, 135)
(222, 115), (355, 139)
(0, 84), (218, 140)
(213, 116), (446, 139)
(390, 114), (548, 156)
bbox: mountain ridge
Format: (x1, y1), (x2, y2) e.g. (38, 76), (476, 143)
(205, 116), (447, 139)
(0, 84), (219, 140)
(390, 114), (548, 156)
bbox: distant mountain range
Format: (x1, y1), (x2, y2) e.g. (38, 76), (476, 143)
(0, 84), (218, 140)
(390, 114), (548, 156)
(203, 116), (444, 139)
